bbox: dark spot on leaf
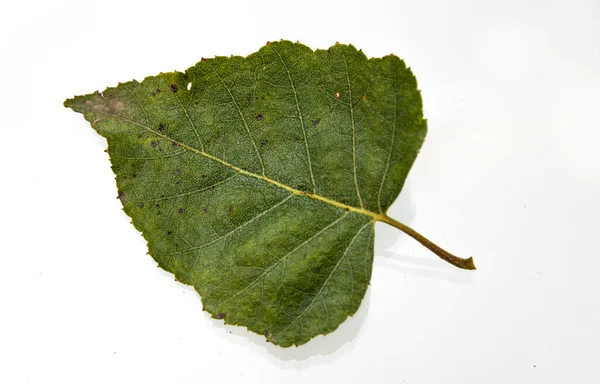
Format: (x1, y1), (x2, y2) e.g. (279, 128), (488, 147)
(261, 139), (268, 146)
(131, 173), (137, 178)
(175, 180), (181, 184)
(170, 84), (178, 93)
(203, 207), (208, 213)
(158, 123), (165, 132)
(312, 118), (320, 127)
(152, 88), (161, 96)
(175, 169), (181, 176)
(156, 203), (160, 208)
(117, 191), (125, 204)
(345, 207), (350, 212)
(97, 92), (103, 98)
(247, 95), (253, 103)
(150, 140), (159, 147)
(228, 206), (233, 214)
(157, 211), (161, 215)
(167, 231), (172, 236)
(263, 330), (269, 337)
(178, 208), (184, 214)
(137, 133), (144, 139)
(201, 174), (207, 178)
(172, 142), (179, 148)
(215, 312), (226, 319)
(138, 202), (144, 209)
(256, 114), (264, 121)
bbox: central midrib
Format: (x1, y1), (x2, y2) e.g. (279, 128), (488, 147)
(85, 106), (386, 223)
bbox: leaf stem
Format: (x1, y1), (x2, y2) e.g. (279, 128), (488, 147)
(379, 215), (476, 270)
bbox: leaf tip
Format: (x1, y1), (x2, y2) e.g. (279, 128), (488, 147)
(63, 98), (74, 108)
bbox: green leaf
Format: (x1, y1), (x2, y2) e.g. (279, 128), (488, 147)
(65, 40), (475, 347)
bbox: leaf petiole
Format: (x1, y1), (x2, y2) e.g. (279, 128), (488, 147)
(379, 215), (476, 270)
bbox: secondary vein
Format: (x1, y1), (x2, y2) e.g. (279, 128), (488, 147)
(271, 45), (317, 193)
(341, 51), (364, 209)
(207, 62), (266, 175)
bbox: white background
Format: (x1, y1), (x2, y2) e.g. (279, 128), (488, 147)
(1, 0), (599, 383)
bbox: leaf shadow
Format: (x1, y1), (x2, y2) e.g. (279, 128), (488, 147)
(204, 287), (372, 366)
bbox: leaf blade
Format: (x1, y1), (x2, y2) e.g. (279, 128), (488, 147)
(65, 40), (426, 346)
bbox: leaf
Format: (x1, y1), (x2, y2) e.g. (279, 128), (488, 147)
(65, 40), (475, 347)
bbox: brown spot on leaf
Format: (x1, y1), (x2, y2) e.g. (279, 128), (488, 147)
(312, 118), (320, 127)
(178, 208), (184, 214)
(170, 84), (178, 93)
(215, 312), (226, 319)
(247, 95), (253, 103)
(150, 140), (159, 148)
(256, 114), (264, 121)
(84, 99), (110, 113)
(172, 142), (179, 148)
(228, 206), (233, 214)
(203, 207), (208, 213)
(152, 88), (161, 96)
(117, 191), (125, 204)
(137, 202), (144, 208)
(334, 91), (341, 99)
(113, 101), (125, 111)
(158, 123), (165, 132)
(261, 138), (268, 146)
